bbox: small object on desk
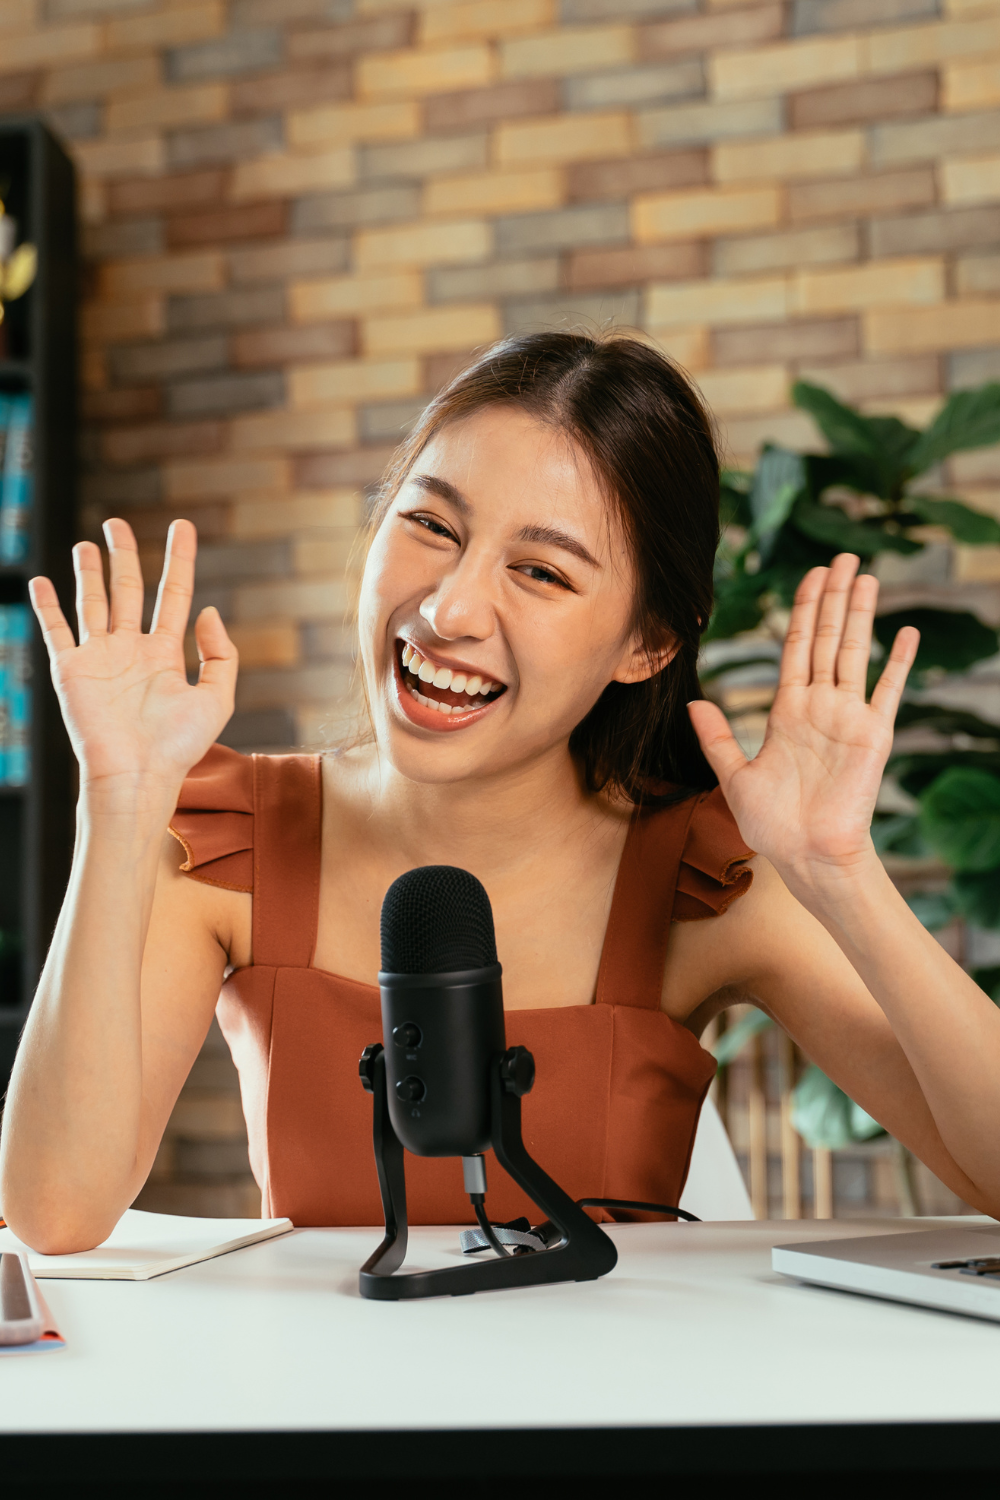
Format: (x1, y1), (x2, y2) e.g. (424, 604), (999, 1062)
(0, 1251), (63, 1353)
(0, 1208), (293, 1281)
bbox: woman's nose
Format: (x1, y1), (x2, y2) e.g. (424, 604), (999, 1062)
(419, 552), (495, 642)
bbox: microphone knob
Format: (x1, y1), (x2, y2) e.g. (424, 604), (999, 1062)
(393, 1022), (422, 1050)
(500, 1046), (535, 1097)
(359, 1045), (381, 1094)
(396, 1075), (426, 1103)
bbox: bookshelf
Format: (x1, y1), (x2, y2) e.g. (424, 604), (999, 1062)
(0, 120), (77, 1103)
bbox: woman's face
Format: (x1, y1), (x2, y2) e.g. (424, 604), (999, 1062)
(358, 405), (657, 788)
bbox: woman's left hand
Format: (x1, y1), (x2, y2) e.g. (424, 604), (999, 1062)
(688, 553), (920, 881)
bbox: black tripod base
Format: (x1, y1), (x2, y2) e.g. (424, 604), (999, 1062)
(357, 1046), (617, 1300)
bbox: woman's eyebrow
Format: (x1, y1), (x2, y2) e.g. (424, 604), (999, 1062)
(411, 474), (470, 513)
(515, 524), (600, 569)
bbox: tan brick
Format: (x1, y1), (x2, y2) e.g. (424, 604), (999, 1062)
(99, 252), (227, 298)
(940, 57), (1000, 112)
(289, 98), (421, 149)
(795, 354), (940, 404)
(357, 44), (495, 99)
(633, 185), (781, 244)
(567, 241), (704, 290)
(788, 168), (935, 222)
(650, 325), (711, 372)
(164, 456), (291, 501)
(567, 150), (707, 201)
(425, 349), (478, 389)
(501, 26), (634, 79)
(106, 84), (228, 136)
(108, 170), (226, 217)
(722, 411), (820, 462)
(234, 579), (350, 623)
(953, 544), (1000, 583)
(420, 0), (555, 43)
(229, 65), (353, 119)
(290, 269), (423, 322)
(293, 532), (359, 576)
(81, 298), (165, 342)
(107, 2), (226, 52)
(354, 218), (492, 269)
(424, 166), (563, 217)
(224, 622), (301, 669)
(230, 239), (349, 286)
(642, 4), (784, 56)
(646, 276), (789, 329)
(875, 394), (946, 429)
(714, 224), (860, 276)
(956, 252), (1000, 294)
(0, 21), (99, 74)
(233, 323), (356, 368)
(495, 111), (632, 166)
(42, 54), (160, 105)
(425, 77), (558, 132)
(942, 154), (1000, 206)
(864, 298), (1000, 353)
(166, 201), (287, 249)
(710, 35), (861, 101)
(713, 317), (859, 367)
(83, 386), (162, 424)
(790, 71), (938, 130)
(73, 134), (165, 178)
(867, 17), (1000, 73)
(0, 1), (36, 34)
(362, 302), (501, 356)
(713, 130), (864, 184)
(288, 13), (413, 61)
(289, 357), (422, 407)
(103, 420), (223, 467)
(793, 257), (945, 314)
(230, 148), (356, 202)
(231, 407), (356, 451)
(696, 364), (788, 416)
(232, 490), (363, 538)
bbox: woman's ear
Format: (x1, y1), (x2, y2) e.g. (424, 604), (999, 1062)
(612, 632), (678, 686)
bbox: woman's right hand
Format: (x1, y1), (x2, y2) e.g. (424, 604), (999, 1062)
(30, 517), (238, 795)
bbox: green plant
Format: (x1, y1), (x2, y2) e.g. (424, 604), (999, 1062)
(707, 379), (1000, 1164)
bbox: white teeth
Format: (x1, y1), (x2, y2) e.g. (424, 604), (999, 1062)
(407, 651), (422, 675)
(465, 674), (482, 696)
(401, 643), (413, 667)
(433, 666), (452, 689)
(417, 659), (436, 683)
(451, 672), (467, 693)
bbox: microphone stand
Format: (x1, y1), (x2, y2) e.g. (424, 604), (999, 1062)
(358, 1044), (618, 1300)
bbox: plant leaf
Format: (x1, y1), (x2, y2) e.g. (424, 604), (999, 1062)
(711, 1007), (773, 1066)
(792, 381), (920, 494)
(790, 1065), (885, 1150)
(906, 890), (957, 930)
(970, 965), (1000, 1004)
(906, 494), (1000, 545)
(889, 749), (1000, 798)
(704, 570), (767, 642)
(952, 870), (1000, 928)
(871, 813), (927, 857)
(908, 383), (1000, 473)
(791, 495), (922, 556)
(747, 446), (805, 564)
(874, 608), (999, 675)
(893, 703), (1000, 740)
(919, 766), (1000, 873)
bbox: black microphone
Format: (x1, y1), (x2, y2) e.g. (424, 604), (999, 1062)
(378, 866), (508, 1159)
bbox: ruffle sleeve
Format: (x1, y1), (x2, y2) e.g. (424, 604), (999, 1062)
(672, 784), (754, 922)
(169, 743), (254, 892)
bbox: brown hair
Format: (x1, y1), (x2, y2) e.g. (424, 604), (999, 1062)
(369, 331), (720, 805)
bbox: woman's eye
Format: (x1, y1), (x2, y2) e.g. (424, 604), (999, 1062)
(516, 563), (570, 588)
(405, 512), (455, 541)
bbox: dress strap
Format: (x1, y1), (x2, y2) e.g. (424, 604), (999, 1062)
(595, 797), (699, 1012)
(251, 754), (322, 969)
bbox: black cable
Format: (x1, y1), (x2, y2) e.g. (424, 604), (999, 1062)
(470, 1196), (511, 1258)
(577, 1198), (701, 1223)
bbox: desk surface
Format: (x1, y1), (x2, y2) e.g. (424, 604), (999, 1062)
(3, 1216), (1000, 1438)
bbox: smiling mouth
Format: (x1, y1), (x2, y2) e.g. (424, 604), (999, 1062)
(396, 640), (507, 716)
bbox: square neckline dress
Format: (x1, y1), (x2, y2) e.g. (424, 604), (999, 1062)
(170, 745), (753, 1226)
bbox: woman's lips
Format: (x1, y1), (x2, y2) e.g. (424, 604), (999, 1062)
(392, 640), (504, 732)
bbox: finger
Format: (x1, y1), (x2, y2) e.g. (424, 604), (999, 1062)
(779, 567), (827, 688)
(869, 626), (920, 721)
(811, 553), (860, 685)
(834, 571), (879, 697)
(150, 519), (197, 639)
(73, 540), (108, 643)
(687, 699), (749, 792)
(28, 576), (76, 661)
(193, 606), (239, 702)
(103, 518), (145, 634)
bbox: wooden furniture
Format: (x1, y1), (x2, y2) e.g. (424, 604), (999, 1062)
(0, 119), (77, 1101)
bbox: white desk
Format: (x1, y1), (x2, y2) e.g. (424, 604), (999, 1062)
(3, 1218), (1000, 1484)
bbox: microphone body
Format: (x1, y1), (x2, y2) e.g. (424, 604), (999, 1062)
(379, 965), (505, 1156)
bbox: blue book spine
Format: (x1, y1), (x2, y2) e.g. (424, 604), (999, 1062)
(0, 608), (10, 787)
(6, 605), (30, 787)
(0, 393), (33, 565)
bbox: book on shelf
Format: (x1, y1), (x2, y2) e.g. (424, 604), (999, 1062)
(0, 604), (30, 787)
(0, 393), (32, 565)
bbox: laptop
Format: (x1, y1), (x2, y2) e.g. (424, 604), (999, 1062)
(773, 1223), (1000, 1322)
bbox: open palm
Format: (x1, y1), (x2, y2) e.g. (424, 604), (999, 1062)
(689, 555), (920, 874)
(31, 518), (237, 791)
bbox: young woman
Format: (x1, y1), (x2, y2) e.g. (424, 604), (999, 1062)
(3, 332), (1000, 1253)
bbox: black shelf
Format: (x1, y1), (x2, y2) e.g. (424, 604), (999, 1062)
(0, 119), (77, 1100)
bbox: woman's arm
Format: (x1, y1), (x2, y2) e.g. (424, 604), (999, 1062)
(0, 518), (239, 1251)
(688, 555), (1000, 1216)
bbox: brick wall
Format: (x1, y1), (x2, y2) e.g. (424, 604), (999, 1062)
(5, 0), (1000, 1216)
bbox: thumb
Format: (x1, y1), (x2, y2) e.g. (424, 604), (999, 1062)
(194, 606), (239, 699)
(687, 699), (748, 790)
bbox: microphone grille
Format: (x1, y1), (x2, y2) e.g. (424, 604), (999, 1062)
(380, 865), (498, 974)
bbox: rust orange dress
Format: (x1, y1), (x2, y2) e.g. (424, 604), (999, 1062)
(170, 745), (753, 1226)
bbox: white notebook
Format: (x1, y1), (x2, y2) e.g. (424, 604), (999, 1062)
(0, 1208), (293, 1280)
